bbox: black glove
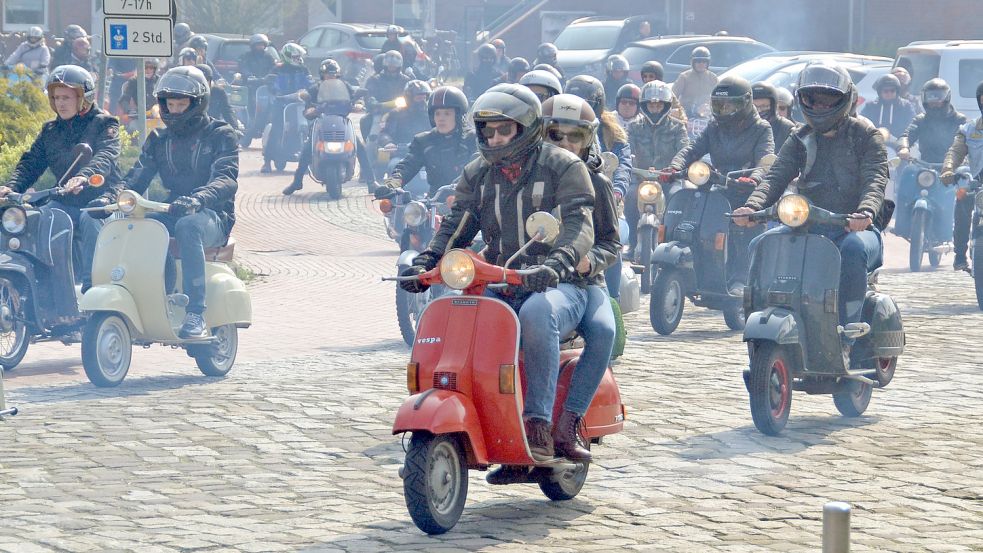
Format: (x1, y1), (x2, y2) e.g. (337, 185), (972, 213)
(374, 187), (395, 200)
(169, 196), (202, 216)
(399, 251), (440, 294)
(86, 197), (113, 220)
(522, 259), (562, 293)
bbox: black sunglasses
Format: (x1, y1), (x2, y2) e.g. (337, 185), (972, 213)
(546, 126), (590, 144)
(479, 123), (517, 139)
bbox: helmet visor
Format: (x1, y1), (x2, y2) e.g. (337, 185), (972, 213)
(799, 89), (845, 112)
(155, 71), (207, 98)
(923, 89), (948, 103)
(798, 65), (850, 95)
(711, 96), (744, 117)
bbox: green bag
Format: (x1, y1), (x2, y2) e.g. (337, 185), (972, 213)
(610, 297), (626, 359)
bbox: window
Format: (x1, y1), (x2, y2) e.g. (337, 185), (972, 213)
(3, 0), (46, 31)
(958, 59), (983, 98)
(554, 25), (621, 51)
(319, 29), (343, 48)
(895, 53), (940, 93)
(299, 29), (324, 50)
(667, 44), (706, 65)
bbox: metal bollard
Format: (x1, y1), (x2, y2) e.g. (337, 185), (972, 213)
(822, 501), (851, 553)
(0, 367), (16, 417)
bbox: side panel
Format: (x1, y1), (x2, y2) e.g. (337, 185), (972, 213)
(554, 357), (624, 438)
(693, 190), (732, 294)
(203, 263), (252, 327)
(651, 241), (690, 267)
(392, 390), (489, 465)
(855, 292), (906, 360)
(78, 285), (145, 335)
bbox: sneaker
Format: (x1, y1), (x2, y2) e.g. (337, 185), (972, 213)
(524, 417), (554, 462)
(260, 161), (272, 174)
(179, 312), (207, 339)
(485, 465), (530, 485)
(282, 181), (303, 195)
(728, 281), (746, 297)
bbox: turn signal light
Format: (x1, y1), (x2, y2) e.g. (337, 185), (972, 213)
(88, 174), (105, 187)
(957, 188), (967, 200)
(657, 224), (666, 243)
(714, 232), (726, 251)
(379, 199), (393, 214)
(445, 194), (456, 209)
(407, 362), (419, 393)
(499, 364), (515, 394)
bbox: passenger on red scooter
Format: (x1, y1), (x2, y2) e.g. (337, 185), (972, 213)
(399, 83), (596, 462)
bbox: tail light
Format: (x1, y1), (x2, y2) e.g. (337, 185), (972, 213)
(499, 364), (515, 394)
(714, 232), (726, 251)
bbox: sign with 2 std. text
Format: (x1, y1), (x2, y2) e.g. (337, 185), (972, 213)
(103, 17), (173, 58)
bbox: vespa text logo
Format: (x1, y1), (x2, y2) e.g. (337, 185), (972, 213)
(416, 337), (442, 345)
(776, 275), (798, 282)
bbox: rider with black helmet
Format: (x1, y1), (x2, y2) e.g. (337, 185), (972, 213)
(171, 23), (193, 64)
(941, 80), (983, 271)
(670, 75), (774, 295)
(533, 43), (565, 85)
(734, 61), (888, 357)
(640, 61), (664, 84)
(672, 46), (719, 118)
(615, 83), (642, 129)
(860, 73), (917, 141)
(378, 79), (433, 149)
(195, 64), (240, 129)
(187, 35), (218, 77)
(752, 81), (797, 148)
(116, 66), (240, 339)
(494, 57), (530, 85)
(2, 65), (121, 294)
(399, 83), (595, 465)
(463, 43), (504, 101)
(603, 54), (633, 110)
(900, 79), (966, 164)
(51, 25), (88, 69)
(237, 34), (279, 147)
(380, 25), (403, 54)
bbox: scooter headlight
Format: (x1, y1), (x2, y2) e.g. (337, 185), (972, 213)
(917, 170), (936, 188)
(403, 201), (427, 227)
(687, 161), (711, 186)
(324, 141), (344, 153)
(1, 207), (26, 235)
(638, 182), (662, 204)
(439, 249), (475, 290)
(776, 194), (811, 227)
(117, 191), (139, 214)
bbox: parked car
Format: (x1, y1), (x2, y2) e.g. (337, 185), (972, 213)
(553, 15), (664, 79)
(200, 34), (253, 81)
(298, 23), (407, 83)
(620, 35), (775, 83)
(895, 40), (983, 116)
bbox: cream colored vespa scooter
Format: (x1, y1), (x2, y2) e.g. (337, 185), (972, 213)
(79, 191), (252, 387)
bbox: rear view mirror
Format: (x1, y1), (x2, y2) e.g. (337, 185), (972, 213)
(71, 143), (93, 165)
(525, 211), (560, 245)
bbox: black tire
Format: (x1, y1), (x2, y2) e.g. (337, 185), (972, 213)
(0, 278), (29, 371)
(908, 210), (926, 272)
(748, 342), (793, 436)
(875, 356), (897, 387)
(650, 268), (685, 335)
(928, 250), (942, 268)
(81, 313), (132, 387)
(396, 284), (427, 347)
(403, 432), (468, 535)
(974, 240), (983, 310)
(833, 380), (873, 417)
(274, 159), (287, 172)
(325, 163), (343, 200)
(723, 301), (745, 331)
(639, 226), (654, 294)
(190, 324), (238, 377)
(538, 441), (590, 501)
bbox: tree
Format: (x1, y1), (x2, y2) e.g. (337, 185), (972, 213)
(174, 0), (305, 35)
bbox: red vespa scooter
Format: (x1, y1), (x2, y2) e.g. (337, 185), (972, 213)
(386, 213), (626, 535)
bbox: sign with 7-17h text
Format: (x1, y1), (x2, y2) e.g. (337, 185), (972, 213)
(103, 0), (172, 17)
(104, 17), (173, 58)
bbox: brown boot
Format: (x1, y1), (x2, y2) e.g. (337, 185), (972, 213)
(524, 417), (554, 462)
(552, 410), (592, 462)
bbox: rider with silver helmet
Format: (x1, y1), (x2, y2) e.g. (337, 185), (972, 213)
(672, 46), (719, 118)
(116, 66), (240, 339)
(602, 54), (633, 110)
(4, 26), (50, 73)
(463, 43), (504, 102)
(735, 61), (888, 351)
(399, 83), (596, 464)
(2, 65), (121, 293)
(261, 42), (314, 173)
(940, 80), (983, 271)
(518, 69), (562, 103)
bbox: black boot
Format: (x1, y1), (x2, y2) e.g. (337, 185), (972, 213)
(552, 410), (592, 462)
(283, 178), (303, 196)
(485, 465), (531, 485)
(524, 417), (554, 462)
(260, 160), (272, 174)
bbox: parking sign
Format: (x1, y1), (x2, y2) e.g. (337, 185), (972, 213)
(110, 24), (129, 51)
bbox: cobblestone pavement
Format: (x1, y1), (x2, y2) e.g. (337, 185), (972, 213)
(1, 161), (981, 551)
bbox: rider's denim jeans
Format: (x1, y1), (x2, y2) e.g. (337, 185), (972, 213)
(148, 209), (226, 314)
(565, 284), (615, 415)
(751, 224), (882, 325)
(48, 199), (103, 289)
(603, 253), (622, 300)
(490, 283), (588, 423)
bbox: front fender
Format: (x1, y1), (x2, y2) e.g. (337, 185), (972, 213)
(743, 306), (800, 345)
(913, 198), (930, 212)
(392, 389), (488, 465)
(652, 241), (691, 268)
(639, 212), (660, 227)
(397, 249), (420, 269)
(78, 285), (144, 335)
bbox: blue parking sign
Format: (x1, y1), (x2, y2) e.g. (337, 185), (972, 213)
(110, 24), (128, 50)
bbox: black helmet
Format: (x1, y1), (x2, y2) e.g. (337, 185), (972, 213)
(606, 54), (629, 74)
(537, 43), (558, 64)
(976, 81), (983, 114)
(320, 59), (341, 78)
(249, 34), (270, 48)
(428, 85), (469, 126)
(751, 81), (778, 119)
(710, 75), (753, 127)
(179, 47), (198, 64)
(541, 94), (598, 159)
(403, 79), (432, 108)
(382, 50), (403, 71)
(691, 46), (711, 64)
(639, 80), (674, 124)
(873, 73), (901, 95)
(921, 78), (951, 114)
(64, 24), (87, 41)
(477, 43), (497, 64)
(373, 53), (384, 74)
(519, 69), (562, 102)
(155, 66), (211, 135)
(45, 65), (96, 113)
(188, 35), (208, 51)
(507, 57), (530, 82)
(565, 75), (605, 115)
(194, 63), (214, 83)
(795, 61), (855, 133)
(640, 60), (664, 82)
(471, 83), (542, 165)
(173, 23), (191, 44)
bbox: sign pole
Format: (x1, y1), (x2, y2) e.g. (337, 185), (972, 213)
(136, 57), (147, 142)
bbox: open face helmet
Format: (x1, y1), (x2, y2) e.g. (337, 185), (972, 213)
(541, 93), (598, 159)
(46, 65), (96, 113)
(565, 74), (605, 115)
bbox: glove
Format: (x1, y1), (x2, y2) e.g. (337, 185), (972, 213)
(86, 197), (112, 219)
(658, 167), (678, 183)
(897, 148), (911, 161)
(169, 196), (202, 216)
(374, 187), (395, 200)
(522, 259), (562, 293)
(940, 170), (955, 185)
(384, 177), (402, 190)
(399, 251), (439, 294)
(735, 176), (756, 185)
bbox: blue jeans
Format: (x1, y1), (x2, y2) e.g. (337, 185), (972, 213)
(48, 199), (103, 289)
(565, 285), (615, 415)
(489, 283), (588, 423)
(603, 252), (622, 300)
(751, 224), (882, 325)
(148, 209), (226, 314)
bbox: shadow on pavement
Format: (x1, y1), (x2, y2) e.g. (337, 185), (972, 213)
(10, 372), (222, 405)
(319, 339), (406, 353)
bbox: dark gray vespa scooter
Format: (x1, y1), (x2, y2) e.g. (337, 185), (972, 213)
(737, 194), (905, 435)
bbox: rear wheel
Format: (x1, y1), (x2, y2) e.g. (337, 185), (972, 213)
(650, 268), (684, 335)
(833, 380), (872, 417)
(908, 210), (926, 272)
(875, 356), (897, 387)
(403, 432), (467, 535)
(723, 301), (745, 331)
(748, 342), (793, 435)
(190, 324), (238, 377)
(0, 278), (29, 371)
(81, 313), (132, 387)
(538, 440), (590, 501)
(638, 226), (655, 294)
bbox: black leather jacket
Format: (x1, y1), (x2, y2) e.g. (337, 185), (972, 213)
(392, 128), (477, 194)
(576, 148), (620, 286)
(898, 106), (968, 163)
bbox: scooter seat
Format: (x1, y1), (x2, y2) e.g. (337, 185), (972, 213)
(168, 237), (236, 262)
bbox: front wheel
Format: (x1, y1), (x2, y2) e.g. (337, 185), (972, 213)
(81, 313), (132, 387)
(650, 268), (685, 335)
(908, 210), (927, 272)
(190, 324), (238, 377)
(324, 162), (343, 200)
(0, 278), (29, 371)
(403, 432), (468, 535)
(723, 301), (745, 331)
(638, 226), (655, 294)
(396, 283), (431, 347)
(833, 380), (873, 417)
(748, 342), (793, 435)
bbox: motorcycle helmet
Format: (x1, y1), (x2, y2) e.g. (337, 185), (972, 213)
(320, 59), (341, 79)
(507, 57), (530, 82)
(249, 34), (270, 48)
(27, 26), (43, 45)
(921, 78), (951, 115)
(155, 66), (210, 135)
(72, 37), (91, 58)
(280, 42), (306, 67)
(616, 83), (641, 116)
(519, 69), (562, 102)
(428, 85), (469, 127)
(387, 25), (400, 38)
(145, 58), (161, 73)
(775, 86), (794, 112)
(64, 24), (87, 42)
(541, 93), (598, 160)
(873, 73), (901, 97)
(382, 50), (403, 71)
(606, 54), (630, 77)
(640, 60), (664, 82)
(565, 74), (605, 115)
(188, 35), (208, 52)
(491, 38), (506, 52)
(691, 46), (711, 67)
(173, 23), (191, 45)
(45, 65), (96, 113)
(795, 61), (855, 133)
(536, 43), (558, 65)
(471, 83), (543, 165)
(195, 63), (214, 84)
(372, 53), (385, 74)
(179, 47), (198, 65)
(639, 80), (673, 125)
(892, 66), (912, 90)
(403, 79), (432, 109)
(751, 81), (779, 119)
(710, 75), (753, 127)
(532, 63), (562, 80)
(477, 43), (497, 65)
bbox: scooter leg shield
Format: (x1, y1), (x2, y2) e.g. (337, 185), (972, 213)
(392, 389), (488, 466)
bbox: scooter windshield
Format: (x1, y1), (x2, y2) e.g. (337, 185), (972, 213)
(317, 79), (352, 116)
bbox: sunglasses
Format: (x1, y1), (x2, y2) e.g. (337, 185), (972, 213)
(480, 123), (517, 139)
(546, 126), (590, 144)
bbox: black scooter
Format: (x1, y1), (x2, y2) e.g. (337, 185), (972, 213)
(737, 194), (905, 435)
(648, 155), (775, 335)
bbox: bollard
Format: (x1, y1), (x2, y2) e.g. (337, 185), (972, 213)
(0, 367), (15, 417)
(822, 501), (851, 553)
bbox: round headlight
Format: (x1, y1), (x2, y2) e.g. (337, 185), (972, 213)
(917, 170), (936, 188)
(2, 207), (26, 234)
(638, 182), (662, 203)
(776, 194), (811, 227)
(402, 201), (427, 227)
(439, 249), (476, 290)
(687, 161), (711, 186)
(117, 191), (138, 214)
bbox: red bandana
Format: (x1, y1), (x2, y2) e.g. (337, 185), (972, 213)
(500, 163), (522, 183)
